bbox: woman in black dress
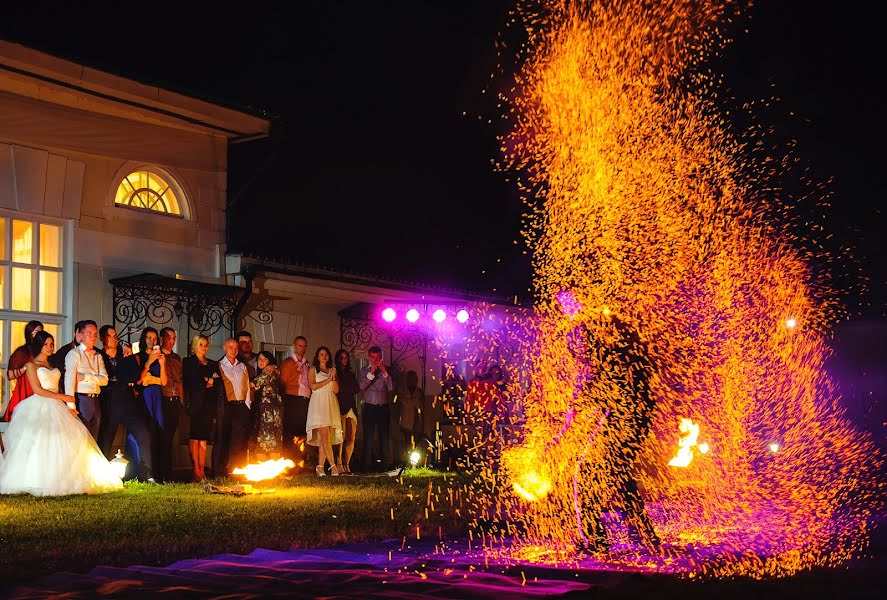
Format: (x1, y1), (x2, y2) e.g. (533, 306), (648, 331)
(183, 335), (220, 482)
(333, 349), (359, 474)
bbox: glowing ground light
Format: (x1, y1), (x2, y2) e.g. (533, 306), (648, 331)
(432, 309), (447, 323)
(409, 450), (422, 466)
(456, 309), (470, 324)
(381, 307), (397, 322)
(406, 308), (420, 323)
(785, 318), (798, 329)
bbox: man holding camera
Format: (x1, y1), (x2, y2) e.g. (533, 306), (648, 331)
(359, 346), (394, 472)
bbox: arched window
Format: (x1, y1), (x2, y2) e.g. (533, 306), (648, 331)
(114, 169), (185, 217)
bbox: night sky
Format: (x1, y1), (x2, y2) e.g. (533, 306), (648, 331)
(2, 1), (883, 315)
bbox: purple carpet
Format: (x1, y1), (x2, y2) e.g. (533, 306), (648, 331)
(4, 540), (598, 599)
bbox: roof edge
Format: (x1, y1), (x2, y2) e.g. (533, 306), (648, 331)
(0, 40), (271, 138)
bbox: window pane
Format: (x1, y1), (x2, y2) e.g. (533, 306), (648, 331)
(39, 270), (61, 314)
(43, 323), (60, 344)
(0, 267), (5, 310)
(11, 267), (32, 311)
(114, 170), (182, 216)
(39, 224), (63, 268)
(10, 320), (25, 354)
(0, 320), (5, 365)
(0, 217), (6, 260)
(11, 321), (59, 351)
(12, 220), (33, 264)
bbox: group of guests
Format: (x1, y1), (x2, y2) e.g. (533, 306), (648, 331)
(3, 322), (422, 482)
(232, 334), (404, 477)
(2, 319), (184, 483)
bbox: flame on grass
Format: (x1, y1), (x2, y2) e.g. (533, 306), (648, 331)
(424, 0), (882, 580)
(232, 458), (295, 482)
(668, 419), (701, 468)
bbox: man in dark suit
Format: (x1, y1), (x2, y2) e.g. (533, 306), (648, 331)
(96, 325), (155, 482)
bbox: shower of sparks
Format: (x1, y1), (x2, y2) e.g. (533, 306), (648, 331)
(419, 0), (882, 580)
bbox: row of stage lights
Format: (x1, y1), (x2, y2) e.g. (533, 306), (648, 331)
(380, 307), (470, 324)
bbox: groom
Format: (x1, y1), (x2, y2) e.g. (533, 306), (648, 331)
(64, 320), (108, 440)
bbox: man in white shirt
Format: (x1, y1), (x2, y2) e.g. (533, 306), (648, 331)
(64, 320), (108, 440)
(213, 338), (255, 476)
(280, 335), (311, 464)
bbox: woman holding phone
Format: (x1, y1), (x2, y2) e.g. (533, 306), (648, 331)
(135, 327), (166, 471)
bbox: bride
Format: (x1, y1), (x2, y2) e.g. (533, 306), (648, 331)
(0, 330), (123, 496)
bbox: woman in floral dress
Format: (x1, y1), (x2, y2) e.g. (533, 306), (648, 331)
(250, 351), (283, 458)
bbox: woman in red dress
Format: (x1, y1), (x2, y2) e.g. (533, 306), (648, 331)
(3, 320), (43, 421)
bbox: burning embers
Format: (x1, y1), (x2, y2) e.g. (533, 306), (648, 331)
(514, 470), (553, 502)
(232, 458), (296, 482)
(668, 418), (708, 468)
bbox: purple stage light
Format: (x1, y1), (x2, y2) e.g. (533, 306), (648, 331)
(432, 309), (447, 323)
(381, 307), (397, 322)
(456, 309), (470, 324)
(406, 308), (420, 323)
(557, 290), (581, 317)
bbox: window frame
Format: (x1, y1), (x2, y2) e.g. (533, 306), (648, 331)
(0, 209), (71, 416)
(111, 165), (191, 221)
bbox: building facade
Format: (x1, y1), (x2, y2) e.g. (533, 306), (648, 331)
(1, 40), (519, 469)
(1, 40), (268, 419)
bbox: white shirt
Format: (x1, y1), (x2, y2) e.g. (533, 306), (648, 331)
(291, 353), (311, 397)
(64, 343), (109, 395)
(219, 357), (252, 408)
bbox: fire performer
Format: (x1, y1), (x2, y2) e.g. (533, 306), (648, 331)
(572, 312), (660, 552)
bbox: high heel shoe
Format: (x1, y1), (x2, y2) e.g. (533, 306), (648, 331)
(330, 465), (340, 477)
(316, 465), (326, 477)
(335, 463), (344, 475)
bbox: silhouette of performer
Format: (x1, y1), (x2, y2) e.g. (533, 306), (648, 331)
(571, 313), (660, 552)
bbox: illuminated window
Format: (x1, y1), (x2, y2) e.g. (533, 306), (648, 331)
(1, 214), (66, 416)
(114, 169), (184, 216)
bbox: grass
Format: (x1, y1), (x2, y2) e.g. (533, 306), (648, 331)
(0, 471), (463, 584)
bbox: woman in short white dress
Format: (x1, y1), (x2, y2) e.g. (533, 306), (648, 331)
(0, 331), (123, 496)
(305, 346), (342, 476)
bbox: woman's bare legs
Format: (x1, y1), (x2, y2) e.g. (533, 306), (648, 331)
(319, 427), (338, 475)
(343, 418), (356, 473)
(189, 439), (201, 481)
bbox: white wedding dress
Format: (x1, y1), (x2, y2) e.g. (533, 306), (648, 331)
(306, 370), (343, 447)
(0, 367), (123, 496)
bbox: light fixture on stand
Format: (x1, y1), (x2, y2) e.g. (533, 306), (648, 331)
(110, 449), (129, 480)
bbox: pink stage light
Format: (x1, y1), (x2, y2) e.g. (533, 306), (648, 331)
(381, 307), (397, 322)
(432, 309), (447, 323)
(406, 308), (420, 323)
(456, 309), (470, 324)
(556, 290), (581, 317)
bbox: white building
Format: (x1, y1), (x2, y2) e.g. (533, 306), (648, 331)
(1, 40), (519, 468)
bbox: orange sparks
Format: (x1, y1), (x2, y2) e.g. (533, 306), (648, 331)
(425, 0), (882, 580)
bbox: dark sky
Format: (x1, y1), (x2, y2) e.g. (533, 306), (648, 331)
(2, 1), (883, 314)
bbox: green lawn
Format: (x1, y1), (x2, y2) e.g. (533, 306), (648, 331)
(0, 472), (463, 584)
